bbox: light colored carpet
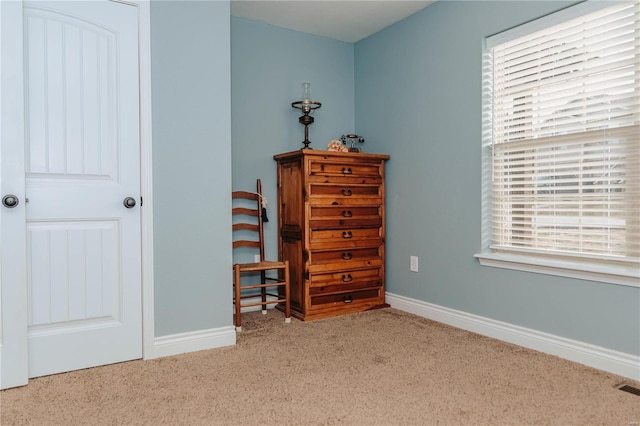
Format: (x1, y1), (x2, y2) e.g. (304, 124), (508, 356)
(1, 308), (639, 425)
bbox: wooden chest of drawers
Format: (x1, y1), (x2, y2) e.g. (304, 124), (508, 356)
(274, 149), (390, 321)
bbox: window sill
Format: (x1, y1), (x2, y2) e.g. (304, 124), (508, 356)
(474, 252), (639, 288)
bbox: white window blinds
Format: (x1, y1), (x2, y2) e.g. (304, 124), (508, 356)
(487, 2), (639, 261)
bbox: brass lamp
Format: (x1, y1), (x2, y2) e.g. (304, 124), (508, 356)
(291, 83), (321, 149)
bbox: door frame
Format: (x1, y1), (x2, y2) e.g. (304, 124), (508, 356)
(129, 0), (156, 363)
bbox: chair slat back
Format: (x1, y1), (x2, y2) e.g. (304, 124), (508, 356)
(232, 179), (265, 261)
(232, 223), (259, 232)
(232, 240), (261, 249)
(232, 207), (259, 217)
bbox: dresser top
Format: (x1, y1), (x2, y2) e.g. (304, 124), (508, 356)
(274, 149), (390, 162)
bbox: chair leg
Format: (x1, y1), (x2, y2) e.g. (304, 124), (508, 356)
(260, 270), (267, 315)
(234, 265), (242, 332)
(284, 261), (291, 324)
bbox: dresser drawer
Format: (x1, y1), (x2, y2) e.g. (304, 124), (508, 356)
(308, 157), (383, 180)
(309, 205), (381, 230)
(310, 228), (381, 245)
(308, 183), (381, 199)
(308, 246), (382, 271)
(310, 205), (380, 220)
(309, 268), (382, 294)
(310, 289), (381, 307)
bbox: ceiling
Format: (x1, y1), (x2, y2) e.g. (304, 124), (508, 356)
(230, 1), (436, 43)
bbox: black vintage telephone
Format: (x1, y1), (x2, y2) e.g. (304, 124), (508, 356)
(340, 134), (365, 152)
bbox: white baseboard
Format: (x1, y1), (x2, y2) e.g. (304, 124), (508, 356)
(150, 326), (236, 359)
(149, 297), (280, 360)
(386, 292), (640, 381)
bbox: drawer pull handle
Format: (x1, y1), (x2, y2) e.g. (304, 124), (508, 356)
(341, 252), (352, 260)
(341, 188), (352, 196)
(342, 231), (353, 239)
(342, 296), (353, 304)
(341, 210), (352, 217)
(342, 274), (353, 282)
(341, 167), (352, 175)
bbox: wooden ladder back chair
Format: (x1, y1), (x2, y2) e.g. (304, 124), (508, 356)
(232, 179), (291, 331)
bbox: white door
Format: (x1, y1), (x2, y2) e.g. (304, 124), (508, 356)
(0, 0), (142, 385)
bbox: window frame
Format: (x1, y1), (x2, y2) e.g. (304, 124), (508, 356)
(476, 0), (640, 288)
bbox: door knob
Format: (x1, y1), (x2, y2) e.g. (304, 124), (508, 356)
(2, 194), (19, 208)
(123, 197), (136, 208)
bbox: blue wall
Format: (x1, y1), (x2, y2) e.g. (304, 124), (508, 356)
(158, 1), (639, 357)
(151, 1), (232, 336)
(355, 1), (639, 355)
(231, 17), (355, 259)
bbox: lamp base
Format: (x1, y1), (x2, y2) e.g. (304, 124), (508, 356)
(300, 114), (314, 149)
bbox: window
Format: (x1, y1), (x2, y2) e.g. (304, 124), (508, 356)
(476, 1), (639, 286)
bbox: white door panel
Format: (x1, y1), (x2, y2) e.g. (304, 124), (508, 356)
(27, 221), (120, 327)
(24, 5), (119, 179)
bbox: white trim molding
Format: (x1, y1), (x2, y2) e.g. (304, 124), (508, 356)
(114, 0), (155, 361)
(133, 0), (156, 363)
(475, 253), (640, 288)
(152, 326), (236, 359)
(386, 292), (640, 381)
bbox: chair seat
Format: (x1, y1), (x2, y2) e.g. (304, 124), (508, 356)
(235, 260), (287, 272)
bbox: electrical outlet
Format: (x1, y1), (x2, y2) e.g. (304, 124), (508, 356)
(410, 256), (419, 272)
(254, 254), (261, 263)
